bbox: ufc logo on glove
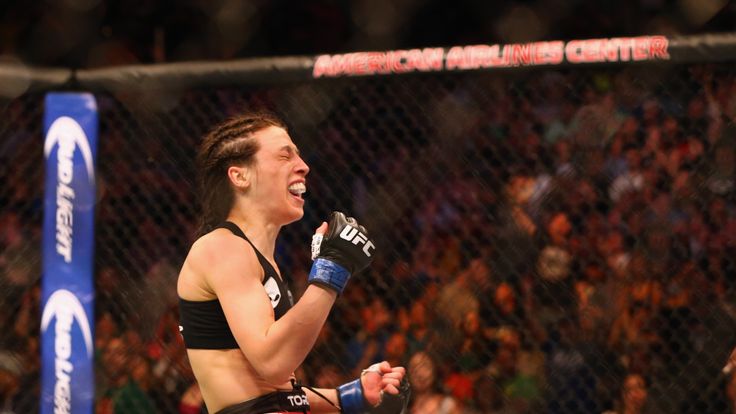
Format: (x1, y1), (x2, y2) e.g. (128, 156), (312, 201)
(309, 212), (376, 294)
(339, 226), (375, 257)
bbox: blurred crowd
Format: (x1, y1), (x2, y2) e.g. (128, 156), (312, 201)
(294, 64), (736, 413)
(1, 0), (735, 69)
(1, 62), (736, 414)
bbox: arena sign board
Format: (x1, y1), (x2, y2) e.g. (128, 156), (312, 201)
(313, 35), (670, 77)
(41, 93), (98, 414)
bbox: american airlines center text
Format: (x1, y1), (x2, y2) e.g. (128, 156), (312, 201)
(313, 35), (670, 77)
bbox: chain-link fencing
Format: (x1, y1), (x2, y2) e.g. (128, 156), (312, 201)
(2, 38), (736, 413)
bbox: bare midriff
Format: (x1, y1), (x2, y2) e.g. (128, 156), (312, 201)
(188, 348), (293, 413)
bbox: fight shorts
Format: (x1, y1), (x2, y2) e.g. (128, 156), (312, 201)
(214, 388), (311, 414)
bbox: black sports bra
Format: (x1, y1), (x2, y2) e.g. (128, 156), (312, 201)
(178, 222), (294, 349)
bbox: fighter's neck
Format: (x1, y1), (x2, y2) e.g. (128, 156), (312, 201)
(226, 213), (280, 261)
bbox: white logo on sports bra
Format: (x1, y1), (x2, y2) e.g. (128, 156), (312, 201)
(264, 277), (281, 308)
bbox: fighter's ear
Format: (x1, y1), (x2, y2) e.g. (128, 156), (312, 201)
(227, 165), (251, 190)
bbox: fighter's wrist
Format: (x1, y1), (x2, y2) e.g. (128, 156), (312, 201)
(337, 378), (367, 414)
(308, 258), (351, 294)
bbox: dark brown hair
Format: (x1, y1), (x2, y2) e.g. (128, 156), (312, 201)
(196, 112), (286, 236)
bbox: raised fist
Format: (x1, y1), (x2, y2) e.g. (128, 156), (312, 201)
(309, 212), (375, 294)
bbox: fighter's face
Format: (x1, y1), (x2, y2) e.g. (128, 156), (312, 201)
(247, 126), (310, 225)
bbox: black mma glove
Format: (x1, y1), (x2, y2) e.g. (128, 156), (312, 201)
(308, 211), (375, 294)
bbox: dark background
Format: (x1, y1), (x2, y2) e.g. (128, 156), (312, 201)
(1, 0), (735, 68)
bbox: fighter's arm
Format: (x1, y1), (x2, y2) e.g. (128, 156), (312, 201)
(193, 231), (337, 384)
(304, 362), (407, 413)
(302, 388), (339, 414)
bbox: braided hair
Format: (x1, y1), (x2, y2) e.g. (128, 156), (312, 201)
(195, 112), (286, 236)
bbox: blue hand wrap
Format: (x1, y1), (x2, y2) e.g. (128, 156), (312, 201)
(337, 378), (365, 414)
(308, 258), (351, 294)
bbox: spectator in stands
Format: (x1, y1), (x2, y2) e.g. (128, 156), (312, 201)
(435, 259), (480, 339)
(345, 297), (392, 377)
(95, 311), (119, 353)
(0, 349), (34, 414)
(545, 316), (600, 414)
(575, 261), (617, 344)
(466, 375), (507, 414)
(488, 327), (544, 413)
(607, 301), (659, 356)
(405, 298), (432, 356)
(178, 383), (204, 414)
(535, 212), (576, 326)
(97, 337), (156, 414)
(443, 309), (491, 405)
(384, 331), (408, 369)
(602, 373), (650, 414)
(407, 351), (460, 414)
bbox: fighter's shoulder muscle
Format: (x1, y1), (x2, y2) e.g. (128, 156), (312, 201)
(185, 229), (263, 287)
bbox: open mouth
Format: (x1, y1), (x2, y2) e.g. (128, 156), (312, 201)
(288, 182), (306, 199)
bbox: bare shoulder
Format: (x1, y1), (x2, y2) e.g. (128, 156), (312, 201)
(178, 229), (263, 299)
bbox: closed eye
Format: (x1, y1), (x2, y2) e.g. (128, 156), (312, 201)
(278, 145), (300, 160)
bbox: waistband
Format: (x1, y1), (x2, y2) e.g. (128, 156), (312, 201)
(214, 389), (311, 414)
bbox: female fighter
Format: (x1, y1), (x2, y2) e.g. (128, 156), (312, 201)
(177, 112), (407, 414)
